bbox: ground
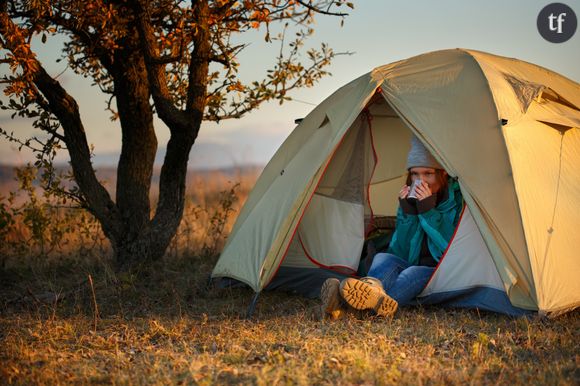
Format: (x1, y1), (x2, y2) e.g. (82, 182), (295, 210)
(1, 259), (578, 385)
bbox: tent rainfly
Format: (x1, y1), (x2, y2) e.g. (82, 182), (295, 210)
(212, 49), (580, 317)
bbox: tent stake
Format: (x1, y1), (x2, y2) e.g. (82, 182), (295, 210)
(204, 273), (213, 292)
(246, 292), (260, 319)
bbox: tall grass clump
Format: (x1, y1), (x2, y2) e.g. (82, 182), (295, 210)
(0, 164), (108, 269)
(0, 164), (258, 270)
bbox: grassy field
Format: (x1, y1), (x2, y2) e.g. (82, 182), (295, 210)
(1, 260), (578, 385)
(0, 168), (579, 385)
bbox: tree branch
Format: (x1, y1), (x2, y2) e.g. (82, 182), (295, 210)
(0, 4), (123, 240)
(296, 0), (349, 17)
(130, 0), (189, 131)
(185, 2), (211, 118)
(44, 13), (114, 70)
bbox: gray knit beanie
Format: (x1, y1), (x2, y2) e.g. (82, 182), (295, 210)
(406, 135), (443, 170)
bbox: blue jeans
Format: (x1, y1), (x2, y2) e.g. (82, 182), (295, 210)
(367, 253), (435, 305)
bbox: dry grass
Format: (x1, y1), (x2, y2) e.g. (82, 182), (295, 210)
(1, 262), (578, 385)
(0, 168), (579, 385)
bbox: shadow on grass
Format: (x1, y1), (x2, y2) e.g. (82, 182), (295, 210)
(0, 257), (322, 322)
(4, 256), (578, 331)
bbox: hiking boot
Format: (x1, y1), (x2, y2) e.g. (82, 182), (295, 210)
(339, 277), (398, 317)
(320, 278), (345, 320)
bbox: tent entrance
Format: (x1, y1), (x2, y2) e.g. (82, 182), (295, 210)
(279, 96), (412, 274)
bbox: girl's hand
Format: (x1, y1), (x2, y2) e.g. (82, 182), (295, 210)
(399, 185), (410, 199)
(414, 181), (433, 201)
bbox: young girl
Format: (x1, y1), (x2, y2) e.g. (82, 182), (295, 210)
(321, 135), (463, 318)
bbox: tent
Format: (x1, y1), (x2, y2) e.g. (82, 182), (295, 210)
(212, 49), (580, 316)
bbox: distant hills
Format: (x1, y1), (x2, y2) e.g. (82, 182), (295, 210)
(0, 163), (263, 196)
(90, 141), (270, 171)
(0, 123), (271, 197)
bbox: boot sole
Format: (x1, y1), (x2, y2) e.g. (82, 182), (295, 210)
(339, 278), (398, 317)
(320, 278), (343, 320)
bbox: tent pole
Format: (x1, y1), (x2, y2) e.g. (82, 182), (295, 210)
(246, 292), (260, 319)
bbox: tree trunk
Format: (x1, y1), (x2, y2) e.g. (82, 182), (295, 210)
(150, 130), (196, 259)
(111, 45), (158, 267)
(148, 1), (211, 262)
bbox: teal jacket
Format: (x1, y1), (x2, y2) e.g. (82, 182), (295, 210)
(387, 178), (464, 265)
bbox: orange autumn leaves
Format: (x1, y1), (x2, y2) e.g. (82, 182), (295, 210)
(0, 11), (40, 99)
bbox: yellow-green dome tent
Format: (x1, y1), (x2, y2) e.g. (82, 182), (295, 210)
(212, 49), (580, 316)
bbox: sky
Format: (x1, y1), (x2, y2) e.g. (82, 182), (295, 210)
(0, 0), (579, 169)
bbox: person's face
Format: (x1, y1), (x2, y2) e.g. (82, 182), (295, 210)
(409, 167), (446, 194)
